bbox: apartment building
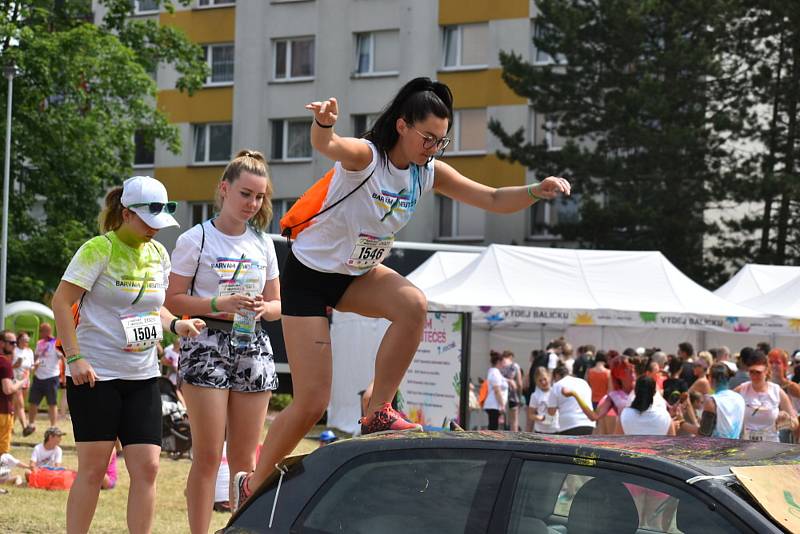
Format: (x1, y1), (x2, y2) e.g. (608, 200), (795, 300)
(97, 0), (576, 250)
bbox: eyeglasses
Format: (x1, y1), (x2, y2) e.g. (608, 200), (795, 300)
(3, 339), (16, 345)
(127, 201), (177, 215)
(409, 126), (451, 152)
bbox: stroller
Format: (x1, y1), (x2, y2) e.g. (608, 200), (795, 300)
(159, 376), (192, 459)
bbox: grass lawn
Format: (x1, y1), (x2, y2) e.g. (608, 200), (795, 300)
(0, 416), (324, 534)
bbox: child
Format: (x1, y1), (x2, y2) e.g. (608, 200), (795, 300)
(31, 427), (64, 469)
(528, 367), (559, 434)
(0, 451), (30, 488)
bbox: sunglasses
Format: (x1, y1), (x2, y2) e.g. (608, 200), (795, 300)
(3, 339), (16, 345)
(748, 368), (766, 375)
(127, 201), (177, 215)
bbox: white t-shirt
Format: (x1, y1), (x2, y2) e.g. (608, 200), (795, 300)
(34, 338), (60, 380)
(620, 404), (672, 435)
(548, 376), (596, 431)
(529, 388), (559, 433)
(740, 381), (781, 442)
(0, 452), (23, 478)
(483, 367), (508, 411)
(62, 232), (170, 381)
(31, 444), (62, 467)
(547, 352), (559, 370)
(171, 221), (279, 321)
(711, 389), (745, 439)
(13, 347), (34, 382)
(292, 140), (436, 275)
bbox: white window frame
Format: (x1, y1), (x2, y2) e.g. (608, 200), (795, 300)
(436, 196), (484, 241)
(192, 122), (232, 165)
(531, 110), (564, 152)
(271, 118), (313, 162)
(268, 198), (298, 233)
(532, 21), (567, 66)
(272, 37), (315, 82)
(352, 113), (378, 137)
(190, 201), (216, 226)
(353, 31), (400, 78)
(133, 130), (155, 168)
(527, 200), (556, 239)
(202, 43), (235, 86)
(447, 109), (487, 156)
(133, 0), (160, 15)
(440, 24), (489, 72)
(196, 0), (235, 9)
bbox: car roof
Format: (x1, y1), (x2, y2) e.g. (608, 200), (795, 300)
(338, 431), (800, 476)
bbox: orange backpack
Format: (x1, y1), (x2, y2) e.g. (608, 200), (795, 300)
(478, 380), (489, 408)
(280, 168), (374, 240)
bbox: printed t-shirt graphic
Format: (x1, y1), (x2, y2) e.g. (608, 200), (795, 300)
(291, 140), (435, 276)
(61, 231), (169, 381)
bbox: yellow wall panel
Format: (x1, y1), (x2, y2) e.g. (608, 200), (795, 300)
(441, 154), (525, 188)
(157, 87), (233, 123)
(439, 0), (529, 25)
(159, 7), (235, 43)
(438, 68), (527, 107)
(156, 166), (224, 201)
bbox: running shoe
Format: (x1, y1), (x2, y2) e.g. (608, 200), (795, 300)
(231, 471), (252, 513)
(22, 425), (35, 437)
(359, 402), (423, 434)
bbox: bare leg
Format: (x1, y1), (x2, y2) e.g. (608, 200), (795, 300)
(336, 265), (427, 415)
(48, 403), (58, 426)
(27, 400), (37, 428)
(181, 384), (228, 534)
(249, 316), (332, 489)
(226, 390), (270, 503)
(13, 391), (29, 430)
(66, 440), (116, 534)
(124, 443), (161, 534)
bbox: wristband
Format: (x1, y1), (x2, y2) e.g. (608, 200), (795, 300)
(527, 183), (544, 201)
(66, 354), (84, 364)
(210, 296), (220, 313)
(315, 119), (334, 129)
(169, 318), (179, 335)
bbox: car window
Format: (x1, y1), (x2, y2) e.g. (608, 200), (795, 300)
(297, 449), (504, 534)
(507, 461), (741, 534)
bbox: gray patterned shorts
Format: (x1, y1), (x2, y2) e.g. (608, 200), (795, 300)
(178, 328), (278, 392)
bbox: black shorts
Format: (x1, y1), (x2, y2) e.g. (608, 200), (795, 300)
(66, 377), (161, 447)
(28, 376), (59, 406)
(281, 250), (358, 317)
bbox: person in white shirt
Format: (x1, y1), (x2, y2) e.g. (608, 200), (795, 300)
(234, 77), (572, 512)
(31, 427), (65, 468)
(528, 367), (559, 433)
(548, 366), (596, 435)
(28, 323), (60, 427)
(484, 351), (509, 430)
(161, 338), (180, 386)
(618, 376), (675, 436)
(13, 332), (35, 436)
(0, 451), (30, 487)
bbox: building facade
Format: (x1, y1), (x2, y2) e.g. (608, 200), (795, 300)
(96, 0), (577, 251)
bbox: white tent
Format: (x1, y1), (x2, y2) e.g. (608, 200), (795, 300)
(5, 301), (54, 319)
(714, 264), (800, 304)
(741, 276), (800, 319)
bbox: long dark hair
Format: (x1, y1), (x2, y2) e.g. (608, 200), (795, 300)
(630, 376), (656, 413)
(364, 77), (453, 160)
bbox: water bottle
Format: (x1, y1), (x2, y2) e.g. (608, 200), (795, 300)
(230, 263), (259, 349)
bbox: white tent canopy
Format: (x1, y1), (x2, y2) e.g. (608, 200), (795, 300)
(5, 300), (54, 319)
(713, 264), (800, 304)
(741, 275), (800, 319)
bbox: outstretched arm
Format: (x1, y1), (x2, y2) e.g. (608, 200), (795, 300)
(433, 159), (570, 214)
(306, 97), (373, 171)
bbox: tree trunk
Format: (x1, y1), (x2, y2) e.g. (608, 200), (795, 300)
(775, 34), (800, 264)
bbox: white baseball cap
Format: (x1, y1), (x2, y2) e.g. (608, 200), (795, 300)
(121, 176), (179, 229)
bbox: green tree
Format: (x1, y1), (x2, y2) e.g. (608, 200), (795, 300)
(0, 0), (207, 302)
(490, 0), (742, 285)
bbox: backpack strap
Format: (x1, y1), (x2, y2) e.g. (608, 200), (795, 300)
(281, 168), (375, 245)
(189, 221), (207, 296)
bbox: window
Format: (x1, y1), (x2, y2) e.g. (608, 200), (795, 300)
(133, 130), (155, 167)
(297, 450), (505, 533)
(271, 119), (312, 160)
(132, 0), (159, 14)
(507, 460), (739, 533)
(352, 113), (378, 137)
(437, 196), (485, 240)
(192, 123), (232, 164)
(528, 193), (580, 238)
(449, 109), (487, 154)
(190, 202), (215, 226)
(533, 21), (566, 65)
(197, 0), (235, 7)
(442, 23), (488, 69)
(268, 198), (297, 234)
(273, 37), (314, 80)
(532, 112), (565, 151)
(354, 30), (399, 75)
(202, 44), (234, 85)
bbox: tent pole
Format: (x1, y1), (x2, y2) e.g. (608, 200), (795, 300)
(459, 312), (472, 430)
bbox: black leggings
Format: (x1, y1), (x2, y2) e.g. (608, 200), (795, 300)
(486, 409), (501, 430)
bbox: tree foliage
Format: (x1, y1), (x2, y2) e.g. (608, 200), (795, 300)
(0, 0), (207, 302)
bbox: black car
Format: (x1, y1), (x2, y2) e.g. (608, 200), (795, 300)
(221, 431), (800, 533)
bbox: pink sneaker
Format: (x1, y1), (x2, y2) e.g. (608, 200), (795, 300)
(360, 403), (422, 434)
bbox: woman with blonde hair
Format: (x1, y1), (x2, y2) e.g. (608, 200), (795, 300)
(165, 150), (281, 533)
(52, 176), (205, 533)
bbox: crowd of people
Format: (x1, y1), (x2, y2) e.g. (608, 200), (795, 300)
(481, 338), (800, 442)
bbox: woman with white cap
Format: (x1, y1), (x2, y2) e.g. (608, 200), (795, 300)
(52, 176), (206, 534)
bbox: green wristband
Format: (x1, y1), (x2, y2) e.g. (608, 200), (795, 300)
(66, 354), (84, 364)
(210, 296), (220, 313)
(527, 183), (543, 201)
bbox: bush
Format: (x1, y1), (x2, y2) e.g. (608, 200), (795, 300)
(270, 393), (293, 412)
